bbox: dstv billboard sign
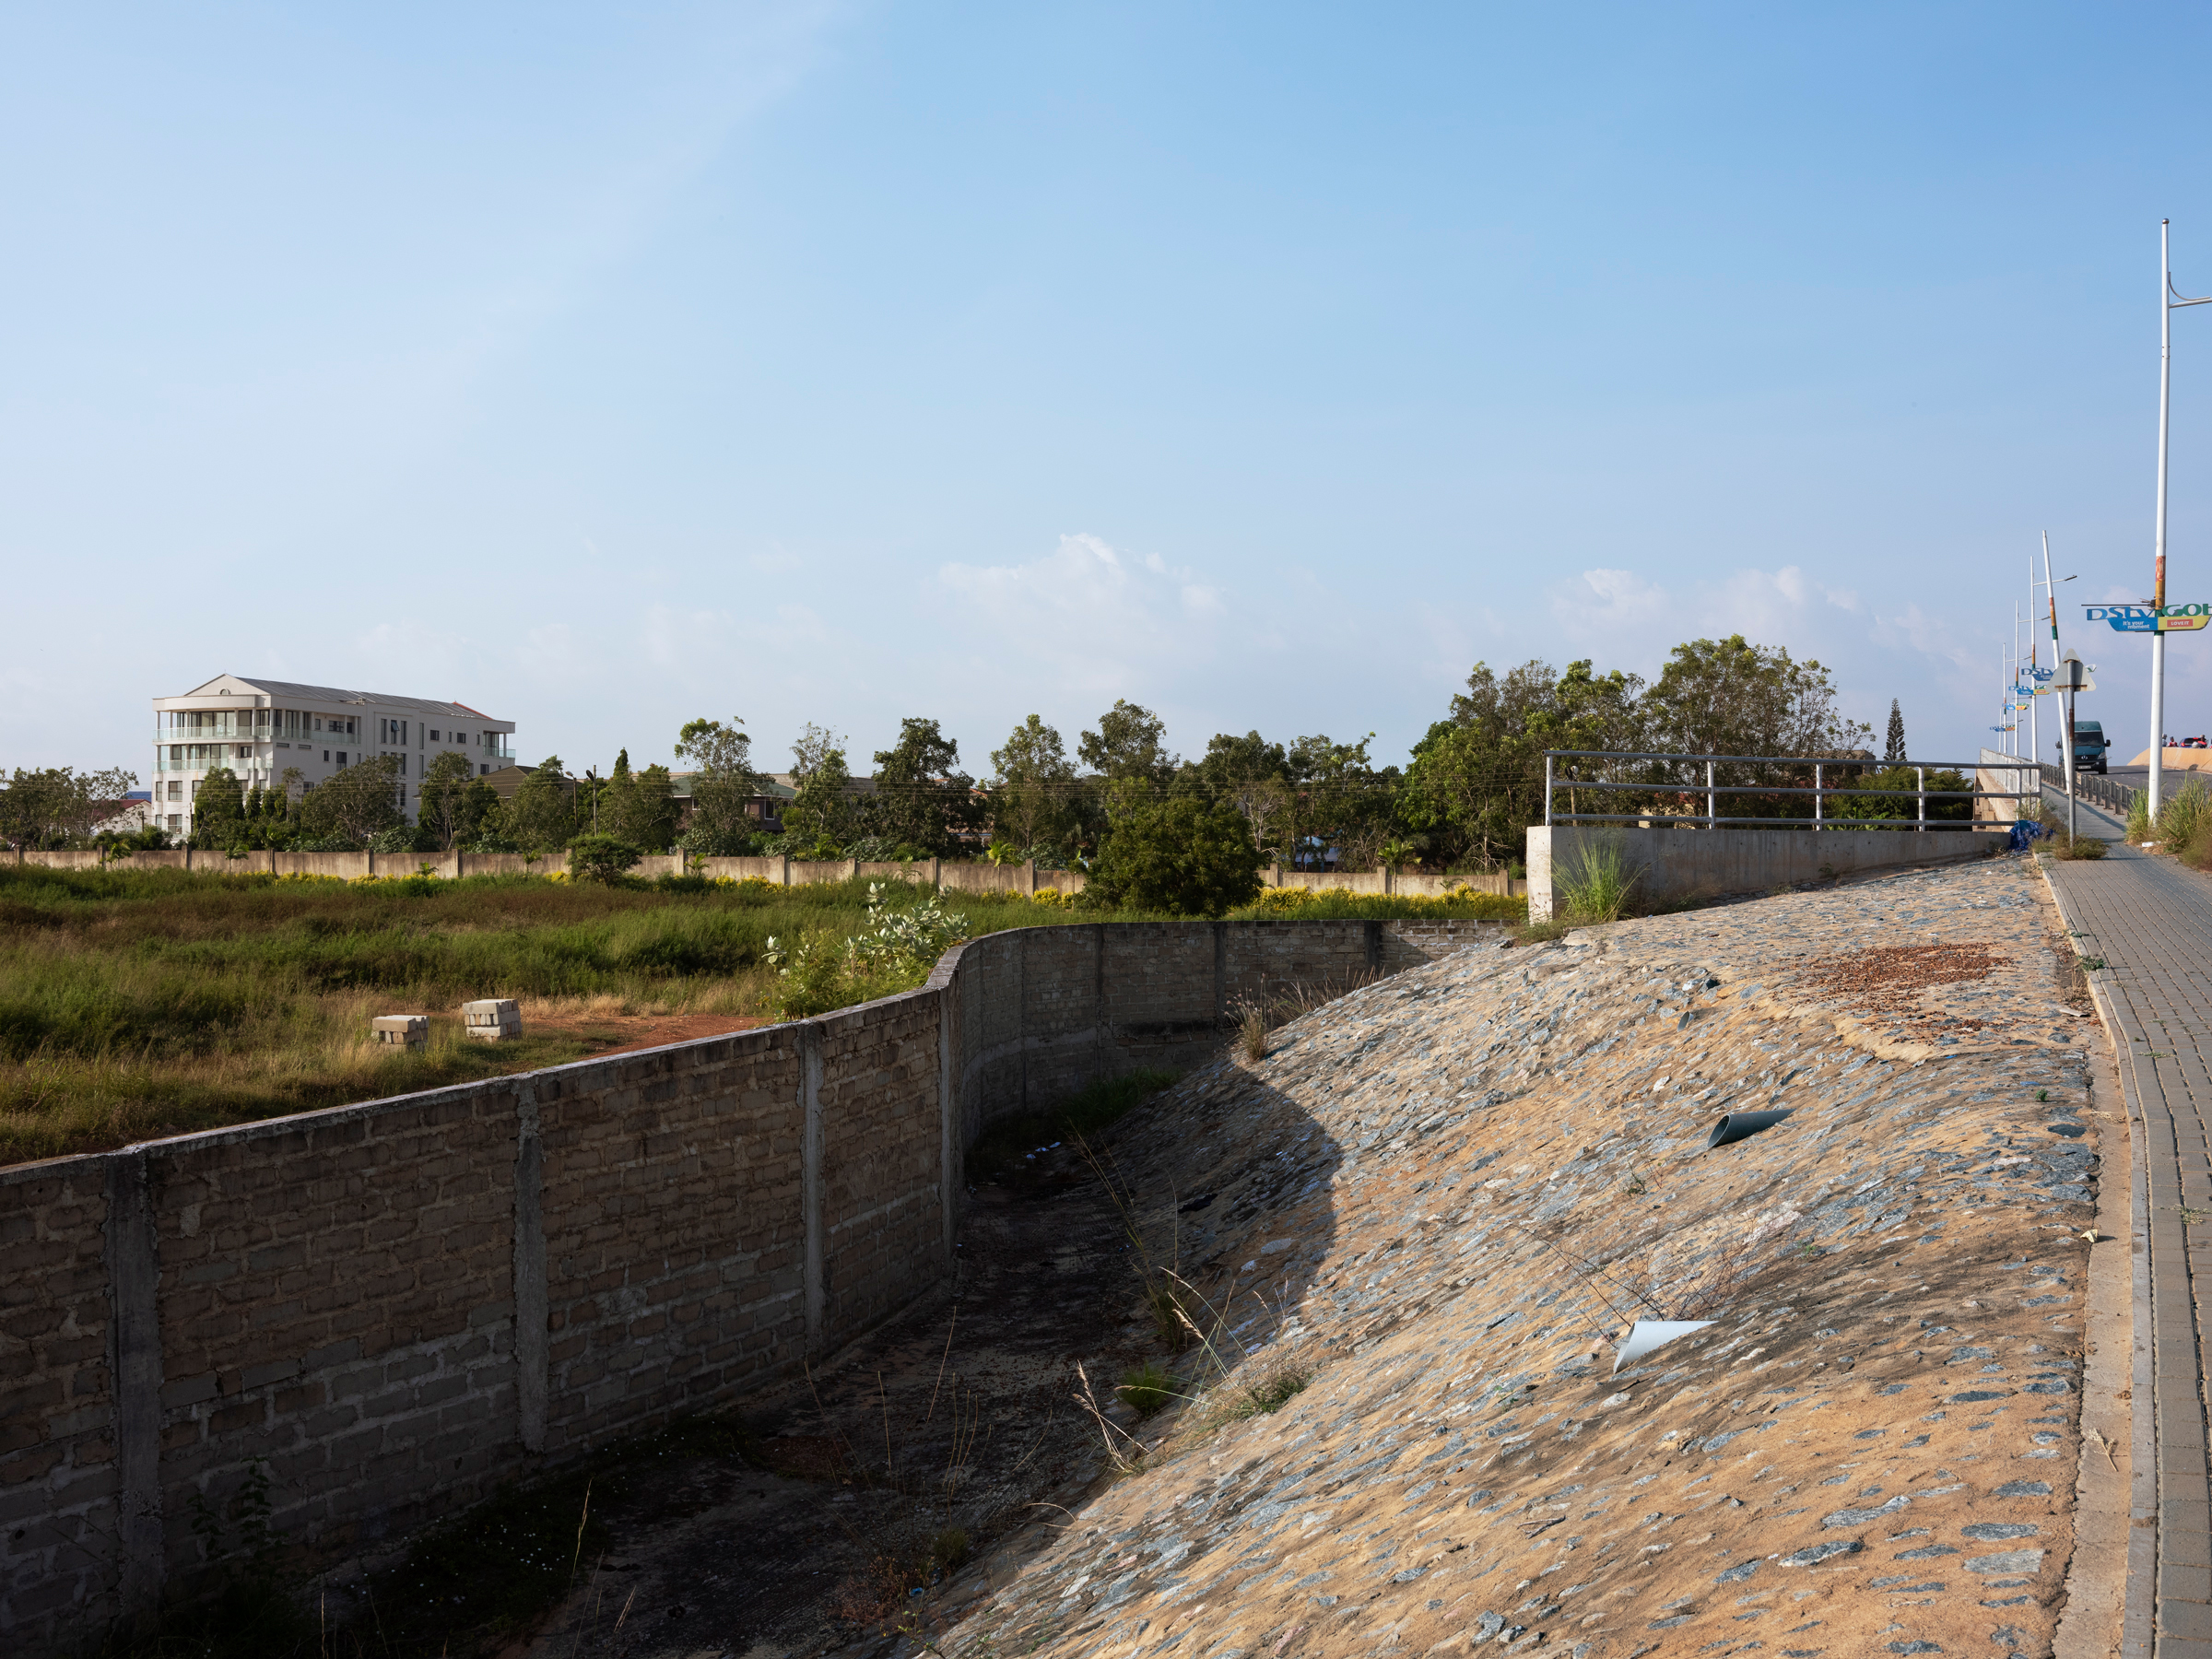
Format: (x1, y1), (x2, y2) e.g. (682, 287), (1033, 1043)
(2084, 603), (2211, 633)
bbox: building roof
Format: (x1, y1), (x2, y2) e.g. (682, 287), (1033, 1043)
(166, 675), (510, 723)
(669, 771), (798, 801)
(481, 763), (575, 801)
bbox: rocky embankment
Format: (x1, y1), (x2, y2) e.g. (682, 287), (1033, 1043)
(941, 853), (2102, 1657)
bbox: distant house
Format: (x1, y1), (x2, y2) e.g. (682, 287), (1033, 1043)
(669, 771), (794, 833)
(152, 675), (516, 836)
(480, 764), (572, 803)
(90, 792), (156, 838)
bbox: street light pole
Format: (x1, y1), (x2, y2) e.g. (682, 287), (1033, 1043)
(2152, 219), (2212, 825)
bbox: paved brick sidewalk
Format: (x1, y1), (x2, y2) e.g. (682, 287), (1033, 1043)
(2045, 837), (2212, 1658)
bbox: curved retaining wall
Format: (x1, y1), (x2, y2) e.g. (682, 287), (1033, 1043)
(0, 918), (1495, 1650)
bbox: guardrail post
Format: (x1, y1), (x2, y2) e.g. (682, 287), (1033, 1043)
(1705, 759), (1716, 829)
(1813, 763), (1823, 830)
(1915, 766), (1925, 831)
(1544, 753), (1554, 826)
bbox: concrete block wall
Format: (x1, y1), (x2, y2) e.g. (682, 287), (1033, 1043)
(535, 1034), (810, 1457)
(0, 917), (1499, 1652)
(0, 1164), (119, 1635)
(11, 849), (1525, 897)
(1525, 823), (2003, 921)
(143, 1089), (521, 1583)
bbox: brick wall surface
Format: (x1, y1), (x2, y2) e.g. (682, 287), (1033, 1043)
(147, 1088), (520, 1577)
(537, 1033), (807, 1457)
(0, 1164), (117, 1633)
(817, 996), (945, 1343)
(0, 918), (1497, 1653)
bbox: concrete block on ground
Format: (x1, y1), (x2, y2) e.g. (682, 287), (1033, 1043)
(461, 1000), (521, 1041)
(371, 1017), (429, 1051)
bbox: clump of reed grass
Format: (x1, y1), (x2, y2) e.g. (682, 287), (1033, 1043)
(1116, 1361), (1178, 1416)
(2156, 779), (2212, 850)
(1553, 836), (1643, 924)
(1235, 1000), (1268, 1064)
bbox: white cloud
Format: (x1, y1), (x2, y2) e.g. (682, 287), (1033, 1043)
(937, 532), (1226, 688)
(1561, 568), (1669, 628)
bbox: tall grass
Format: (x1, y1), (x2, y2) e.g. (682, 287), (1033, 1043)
(2156, 779), (2212, 849)
(0, 869), (1139, 1163)
(0, 865), (1516, 1164)
(1553, 836), (1644, 923)
(1229, 888), (1524, 921)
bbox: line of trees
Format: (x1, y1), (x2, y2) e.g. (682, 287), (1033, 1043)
(8, 635), (1953, 884)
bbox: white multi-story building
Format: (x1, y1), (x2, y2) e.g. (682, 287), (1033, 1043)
(152, 675), (516, 834)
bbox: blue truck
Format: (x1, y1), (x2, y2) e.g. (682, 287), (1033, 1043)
(2066, 718), (2111, 775)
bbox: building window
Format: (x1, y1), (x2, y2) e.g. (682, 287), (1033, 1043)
(335, 752), (347, 767)
(166, 814), (181, 830)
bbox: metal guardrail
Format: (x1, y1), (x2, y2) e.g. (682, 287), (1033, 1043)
(1542, 748), (2040, 830)
(2041, 761), (2139, 819)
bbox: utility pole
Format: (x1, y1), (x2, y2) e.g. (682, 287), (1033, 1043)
(2045, 535), (2074, 838)
(2024, 578), (2040, 773)
(2153, 219), (2212, 822)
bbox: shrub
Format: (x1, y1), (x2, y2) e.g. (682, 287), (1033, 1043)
(1083, 798), (1263, 917)
(565, 834), (644, 886)
(760, 883), (970, 1018)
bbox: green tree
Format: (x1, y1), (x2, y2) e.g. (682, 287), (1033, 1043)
(1, 766), (139, 849)
(1079, 699), (1174, 782)
(988, 714), (1075, 857)
(299, 756), (405, 845)
(1635, 636), (1871, 820)
(506, 757), (577, 852)
(1084, 797), (1264, 916)
(1187, 731), (1292, 856)
(1282, 733), (1397, 871)
(790, 723), (843, 782)
(596, 749), (679, 852)
(784, 745), (857, 853)
(1639, 635), (1868, 759)
(188, 768), (248, 848)
(869, 717), (976, 857)
(674, 717), (762, 854)
(418, 751), (478, 849)
(1885, 700), (1907, 764)
(1398, 658), (1642, 868)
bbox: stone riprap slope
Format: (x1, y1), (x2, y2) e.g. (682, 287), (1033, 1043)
(948, 854), (2100, 1658)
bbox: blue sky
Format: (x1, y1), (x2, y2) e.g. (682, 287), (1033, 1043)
(7, 2), (2212, 779)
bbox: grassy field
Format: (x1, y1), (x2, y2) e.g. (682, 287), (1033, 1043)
(0, 865), (1519, 1164)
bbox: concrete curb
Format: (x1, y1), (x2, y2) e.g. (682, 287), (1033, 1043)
(2039, 852), (2161, 1659)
